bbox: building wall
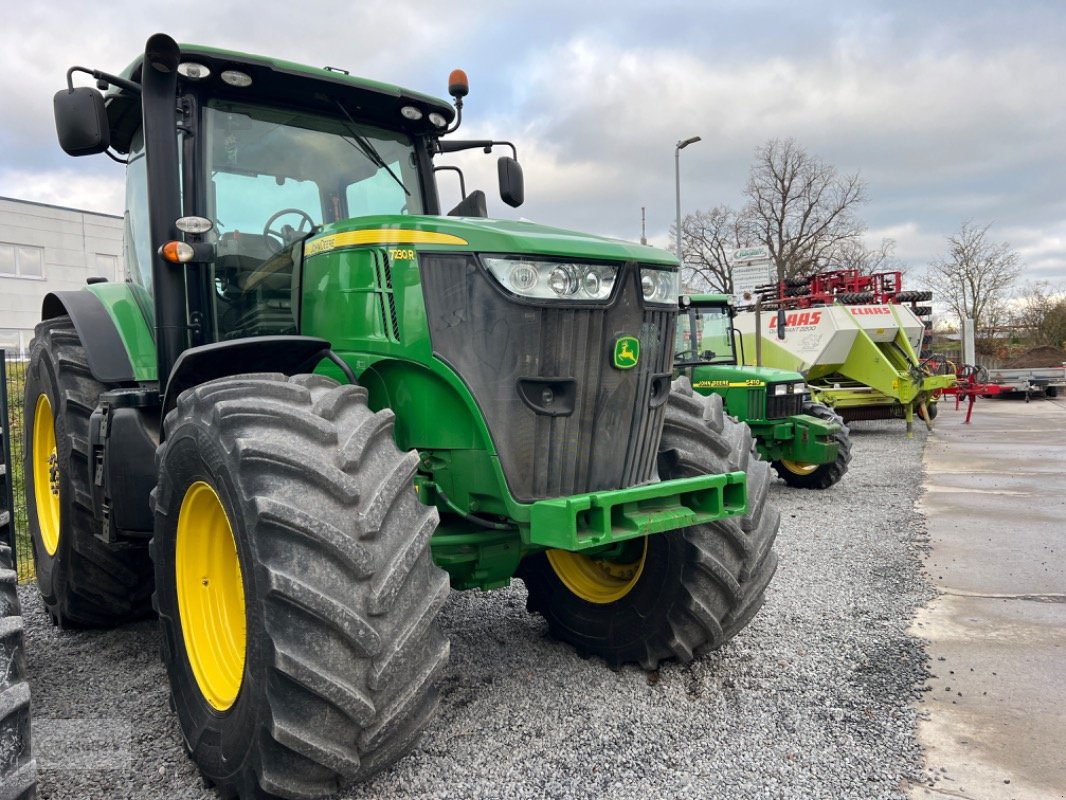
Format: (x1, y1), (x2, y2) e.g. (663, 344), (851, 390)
(0, 196), (125, 357)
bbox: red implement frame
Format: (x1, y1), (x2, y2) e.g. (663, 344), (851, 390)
(926, 360), (1012, 424)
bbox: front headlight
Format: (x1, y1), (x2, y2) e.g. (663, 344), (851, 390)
(793, 382), (806, 394)
(639, 267), (679, 305)
(483, 257), (618, 301)
(773, 383), (789, 396)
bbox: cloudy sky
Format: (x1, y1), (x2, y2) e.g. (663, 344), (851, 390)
(2, 0), (1064, 292)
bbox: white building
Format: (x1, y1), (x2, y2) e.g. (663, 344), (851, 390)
(0, 196), (125, 358)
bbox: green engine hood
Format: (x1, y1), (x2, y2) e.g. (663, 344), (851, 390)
(303, 214), (677, 266)
(689, 363), (804, 386)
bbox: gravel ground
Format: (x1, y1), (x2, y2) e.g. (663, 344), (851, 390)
(19, 419), (934, 799)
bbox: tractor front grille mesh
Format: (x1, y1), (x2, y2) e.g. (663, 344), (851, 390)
(420, 254), (673, 502)
(766, 393), (805, 419)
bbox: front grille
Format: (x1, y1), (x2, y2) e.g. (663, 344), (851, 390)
(766, 392), (804, 419)
(421, 255), (673, 503)
(745, 388), (765, 419)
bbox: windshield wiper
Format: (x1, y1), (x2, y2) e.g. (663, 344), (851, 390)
(333, 99), (410, 197)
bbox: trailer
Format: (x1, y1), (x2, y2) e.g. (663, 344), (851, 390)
(984, 365), (1066, 397)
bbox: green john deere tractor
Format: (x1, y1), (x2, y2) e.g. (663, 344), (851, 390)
(675, 295), (852, 490)
(26, 34), (779, 798)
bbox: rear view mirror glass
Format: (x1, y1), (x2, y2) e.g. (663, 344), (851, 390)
(498, 156), (524, 208)
(53, 87), (110, 156)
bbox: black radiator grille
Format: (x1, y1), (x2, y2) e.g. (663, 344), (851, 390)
(421, 254), (674, 503)
(765, 392), (804, 419)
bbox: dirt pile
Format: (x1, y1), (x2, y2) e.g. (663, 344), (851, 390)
(1000, 345), (1066, 369)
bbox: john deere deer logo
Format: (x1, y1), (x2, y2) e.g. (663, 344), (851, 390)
(613, 336), (640, 369)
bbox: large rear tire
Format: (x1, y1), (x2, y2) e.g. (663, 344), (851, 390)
(771, 402), (852, 490)
(23, 317), (153, 627)
(519, 378), (779, 669)
(1, 543), (37, 800)
(152, 374), (450, 799)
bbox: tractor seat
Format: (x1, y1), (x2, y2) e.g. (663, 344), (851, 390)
(217, 232), (293, 292)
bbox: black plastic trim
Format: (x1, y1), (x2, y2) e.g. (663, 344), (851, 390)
(41, 291), (135, 383)
(161, 336), (332, 421)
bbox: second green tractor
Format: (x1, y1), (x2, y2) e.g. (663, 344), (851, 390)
(675, 295), (852, 490)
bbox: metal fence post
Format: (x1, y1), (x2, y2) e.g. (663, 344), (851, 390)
(1, 351), (15, 556)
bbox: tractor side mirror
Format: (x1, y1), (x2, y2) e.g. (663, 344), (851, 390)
(53, 87), (110, 156)
(498, 156), (524, 208)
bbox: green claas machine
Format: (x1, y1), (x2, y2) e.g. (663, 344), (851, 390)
(26, 34), (779, 798)
(733, 269), (953, 434)
(675, 295), (852, 490)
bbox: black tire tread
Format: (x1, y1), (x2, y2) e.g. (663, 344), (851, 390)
(522, 377), (779, 669)
(1, 544), (36, 800)
(771, 402), (853, 490)
(154, 373), (449, 799)
(658, 379), (780, 656)
(25, 317), (153, 627)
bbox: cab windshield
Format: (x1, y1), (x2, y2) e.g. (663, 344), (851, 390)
(675, 304), (736, 364)
(203, 100), (424, 339)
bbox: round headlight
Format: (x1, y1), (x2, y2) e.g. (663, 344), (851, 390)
(583, 270), (601, 295)
(400, 105), (424, 121)
(641, 272), (656, 298)
(510, 264), (539, 292)
(428, 112), (448, 128)
(549, 265), (578, 295)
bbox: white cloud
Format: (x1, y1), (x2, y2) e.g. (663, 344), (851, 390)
(2, 1), (1064, 285)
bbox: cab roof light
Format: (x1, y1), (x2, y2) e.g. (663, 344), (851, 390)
(175, 216), (213, 234)
(177, 62), (210, 80)
(221, 70), (252, 87)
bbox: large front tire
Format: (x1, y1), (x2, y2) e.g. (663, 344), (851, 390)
(1, 543), (37, 800)
(772, 402), (853, 490)
(23, 317), (153, 627)
(519, 378), (779, 669)
(152, 374), (450, 799)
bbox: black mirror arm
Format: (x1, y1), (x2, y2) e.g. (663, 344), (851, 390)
(66, 66), (141, 95)
(436, 139), (518, 160)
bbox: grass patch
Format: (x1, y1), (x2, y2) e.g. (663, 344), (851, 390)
(3, 357), (34, 582)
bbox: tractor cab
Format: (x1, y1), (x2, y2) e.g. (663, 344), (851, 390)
(54, 37), (522, 371)
(674, 294), (738, 367)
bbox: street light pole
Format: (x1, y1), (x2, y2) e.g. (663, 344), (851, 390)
(674, 135), (701, 267)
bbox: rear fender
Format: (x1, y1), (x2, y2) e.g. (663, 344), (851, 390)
(41, 286), (155, 383)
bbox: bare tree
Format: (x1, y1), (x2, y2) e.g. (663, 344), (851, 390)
(1015, 282), (1066, 348)
(834, 237), (906, 276)
(675, 206), (743, 293)
(741, 138), (868, 281)
(926, 221), (1021, 334)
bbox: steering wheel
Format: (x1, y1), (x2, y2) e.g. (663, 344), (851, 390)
(263, 208), (315, 252)
(674, 349), (696, 362)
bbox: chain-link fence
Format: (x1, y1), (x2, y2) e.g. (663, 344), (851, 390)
(2, 349), (33, 582)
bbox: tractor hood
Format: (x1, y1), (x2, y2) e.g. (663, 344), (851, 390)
(302, 215), (677, 266)
(688, 363), (804, 387)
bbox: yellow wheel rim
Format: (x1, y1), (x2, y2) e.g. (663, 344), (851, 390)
(546, 539), (648, 604)
(32, 394), (61, 556)
(779, 459), (819, 476)
(176, 481), (246, 711)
